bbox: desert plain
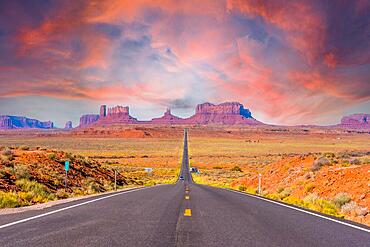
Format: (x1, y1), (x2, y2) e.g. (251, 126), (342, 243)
(0, 125), (369, 226)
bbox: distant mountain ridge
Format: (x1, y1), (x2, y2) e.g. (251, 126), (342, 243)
(0, 115), (53, 129)
(0, 102), (369, 130)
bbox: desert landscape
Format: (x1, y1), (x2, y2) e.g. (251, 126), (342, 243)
(1, 1), (369, 245)
(1, 121), (369, 226)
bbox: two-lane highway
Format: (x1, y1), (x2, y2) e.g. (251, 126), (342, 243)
(0, 130), (369, 246)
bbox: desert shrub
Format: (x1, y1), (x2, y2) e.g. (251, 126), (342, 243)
(349, 158), (361, 165)
(303, 193), (319, 204)
(15, 179), (54, 204)
(362, 158), (370, 164)
(144, 180), (156, 186)
(0, 192), (19, 208)
(277, 187), (284, 193)
(341, 201), (369, 216)
(316, 199), (339, 216)
(48, 153), (57, 161)
(56, 189), (69, 199)
(333, 193), (351, 208)
(2, 149), (13, 156)
(0, 166), (13, 178)
(338, 152), (350, 159)
(238, 185), (246, 191)
(245, 187), (257, 194)
(303, 194), (341, 216)
(341, 201), (356, 214)
(19, 145), (30, 151)
(304, 184), (315, 193)
(266, 193), (283, 201)
(354, 207), (369, 216)
(1, 148), (14, 161)
(279, 188), (291, 199)
(0, 166), (15, 177)
(63, 152), (75, 162)
(82, 178), (103, 194)
(349, 151), (366, 157)
(311, 157), (330, 171)
(324, 152), (335, 158)
(283, 196), (304, 205)
(14, 164), (31, 179)
(230, 166), (242, 172)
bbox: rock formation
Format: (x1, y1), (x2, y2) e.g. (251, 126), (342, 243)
(99, 105), (138, 124)
(185, 102), (260, 125)
(79, 114), (100, 127)
(100, 105), (107, 118)
(151, 108), (184, 124)
(77, 102), (262, 127)
(0, 116), (54, 129)
(339, 114), (370, 129)
(64, 121), (73, 129)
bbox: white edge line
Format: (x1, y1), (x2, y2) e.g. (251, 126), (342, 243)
(0, 186), (161, 230)
(224, 188), (370, 233)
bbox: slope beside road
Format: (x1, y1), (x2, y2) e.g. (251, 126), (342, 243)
(0, 130), (369, 246)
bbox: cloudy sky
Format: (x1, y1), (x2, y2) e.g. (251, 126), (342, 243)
(0, 0), (369, 127)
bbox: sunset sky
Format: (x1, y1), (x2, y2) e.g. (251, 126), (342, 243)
(0, 0), (369, 127)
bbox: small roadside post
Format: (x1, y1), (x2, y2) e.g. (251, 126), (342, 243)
(258, 173), (262, 195)
(64, 161), (69, 189)
(114, 169), (117, 191)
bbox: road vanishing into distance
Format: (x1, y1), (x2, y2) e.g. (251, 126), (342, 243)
(0, 130), (369, 246)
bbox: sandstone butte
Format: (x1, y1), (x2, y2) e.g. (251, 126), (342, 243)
(64, 121), (73, 129)
(78, 102), (370, 129)
(78, 102), (263, 127)
(339, 114), (370, 129)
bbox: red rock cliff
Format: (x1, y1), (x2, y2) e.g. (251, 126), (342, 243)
(339, 114), (370, 129)
(186, 102), (260, 125)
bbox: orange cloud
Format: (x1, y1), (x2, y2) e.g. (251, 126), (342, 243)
(2, 0), (368, 125)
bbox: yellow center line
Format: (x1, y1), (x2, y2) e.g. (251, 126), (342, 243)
(185, 195), (190, 200)
(184, 209), (192, 216)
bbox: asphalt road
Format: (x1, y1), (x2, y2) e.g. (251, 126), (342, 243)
(0, 130), (369, 246)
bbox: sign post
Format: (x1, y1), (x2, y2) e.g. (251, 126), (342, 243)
(258, 173), (262, 195)
(64, 161), (69, 189)
(114, 169), (117, 191)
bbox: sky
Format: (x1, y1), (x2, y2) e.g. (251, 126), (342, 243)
(0, 0), (369, 127)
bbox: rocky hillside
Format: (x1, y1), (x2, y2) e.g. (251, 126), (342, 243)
(232, 153), (370, 225)
(0, 147), (141, 208)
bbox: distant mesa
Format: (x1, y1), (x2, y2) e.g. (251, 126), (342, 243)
(79, 114), (100, 127)
(338, 114), (370, 129)
(0, 115), (54, 129)
(186, 102), (260, 125)
(64, 121), (73, 129)
(78, 102), (262, 127)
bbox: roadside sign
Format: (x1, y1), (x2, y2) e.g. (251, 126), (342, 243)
(144, 168), (153, 173)
(65, 161), (69, 171)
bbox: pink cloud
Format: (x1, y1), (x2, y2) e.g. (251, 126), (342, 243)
(1, 0), (368, 125)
